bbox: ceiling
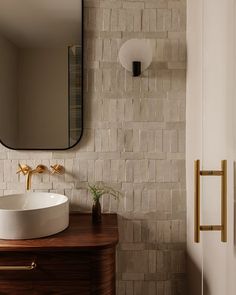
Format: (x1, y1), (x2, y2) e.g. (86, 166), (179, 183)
(0, 0), (82, 48)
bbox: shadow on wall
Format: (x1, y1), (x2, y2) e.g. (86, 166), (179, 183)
(187, 253), (210, 295)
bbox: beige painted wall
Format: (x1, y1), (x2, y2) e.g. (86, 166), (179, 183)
(17, 48), (68, 149)
(0, 0), (186, 294)
(0, 34), (18, 148)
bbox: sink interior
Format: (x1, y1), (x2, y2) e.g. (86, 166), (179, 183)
(0, 193), (68, 211)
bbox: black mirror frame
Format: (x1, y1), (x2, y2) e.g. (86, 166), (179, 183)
(0, 0), (84, 151)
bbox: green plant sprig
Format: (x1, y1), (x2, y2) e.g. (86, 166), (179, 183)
(88, 182), (122, 202)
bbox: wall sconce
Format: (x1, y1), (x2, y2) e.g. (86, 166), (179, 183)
(118, 39), (152, 77)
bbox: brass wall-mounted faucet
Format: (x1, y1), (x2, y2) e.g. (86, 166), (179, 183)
(17, 163), (65, 190)
(17, 164), (47, 190)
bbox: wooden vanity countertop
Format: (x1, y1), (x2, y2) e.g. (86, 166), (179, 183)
(0, 213), (118, 252)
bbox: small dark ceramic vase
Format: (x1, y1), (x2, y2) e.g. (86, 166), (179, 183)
(92, 199), (102, 224)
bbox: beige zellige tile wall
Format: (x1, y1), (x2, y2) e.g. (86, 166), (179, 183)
(0, 0), (186, 294)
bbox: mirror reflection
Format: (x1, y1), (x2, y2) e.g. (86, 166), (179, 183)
(0, 0), (82, 149)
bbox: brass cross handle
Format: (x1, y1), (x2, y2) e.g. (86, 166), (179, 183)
(50, 164), (64, 175)
(16, 164), (31, 175)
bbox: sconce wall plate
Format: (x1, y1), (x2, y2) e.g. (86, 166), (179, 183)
(118, 39), (153, 76)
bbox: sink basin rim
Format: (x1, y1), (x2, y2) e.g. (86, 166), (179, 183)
(0, 192), (68, 212)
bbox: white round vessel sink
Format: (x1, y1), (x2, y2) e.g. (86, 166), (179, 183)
(0, 193), (69, 240)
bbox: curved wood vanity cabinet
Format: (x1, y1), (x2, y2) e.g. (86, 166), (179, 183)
(0, 214), (118, 295)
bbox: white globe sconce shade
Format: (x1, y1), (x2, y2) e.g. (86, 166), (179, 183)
(118, 39), (153, 77)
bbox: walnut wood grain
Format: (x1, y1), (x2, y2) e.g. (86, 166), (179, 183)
(0, 249), (115, 290)
(0, 214), (118, 295)
(0, 214), (119, 251)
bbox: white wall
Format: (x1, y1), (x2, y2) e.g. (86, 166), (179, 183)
(187, 0), (236, 294)
(186, 0), (204, 293)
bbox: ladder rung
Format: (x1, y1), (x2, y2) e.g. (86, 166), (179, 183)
(200, 170), (223, 176)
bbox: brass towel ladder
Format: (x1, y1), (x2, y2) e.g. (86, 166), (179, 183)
(194, 160), (227, 243)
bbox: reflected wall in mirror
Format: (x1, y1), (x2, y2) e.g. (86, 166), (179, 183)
(0, 0), (83, 150)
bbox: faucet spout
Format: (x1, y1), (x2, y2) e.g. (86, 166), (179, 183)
(25, 165), (46, 191)
(26, 170), (34, 190)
